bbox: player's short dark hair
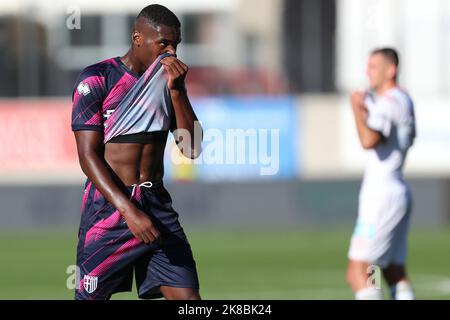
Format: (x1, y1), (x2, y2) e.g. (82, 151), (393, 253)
(136, 4), (181, 28)
(371, 48), (399, 67)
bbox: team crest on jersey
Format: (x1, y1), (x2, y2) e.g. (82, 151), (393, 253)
(83, 275), (98, 293)
(77, 81), (91, 96)
(104, 109), (115, 119)
(103, 109), (115, 128)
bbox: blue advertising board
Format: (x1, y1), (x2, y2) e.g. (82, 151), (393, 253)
(164, 96), (300, 181)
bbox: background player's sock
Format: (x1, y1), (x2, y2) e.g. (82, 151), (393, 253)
(355, 287), (383, 300)
(390, 281), (415, 300)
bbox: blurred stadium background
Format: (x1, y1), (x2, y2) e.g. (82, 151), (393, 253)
(0, 0), (449, 299)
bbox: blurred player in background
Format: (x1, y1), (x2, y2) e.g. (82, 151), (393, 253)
(346, 48), (416, 300)
(71, 4), (202, 300)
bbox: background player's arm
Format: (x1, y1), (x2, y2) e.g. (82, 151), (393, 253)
(162, 57), (203, 159)
(351, 91), (383, 150)
(74, 130), (160, 244)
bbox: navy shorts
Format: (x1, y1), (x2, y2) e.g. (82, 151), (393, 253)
(75, 180), (199, 300)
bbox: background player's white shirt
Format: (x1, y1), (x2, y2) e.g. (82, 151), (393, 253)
(349, 87), (415, 266)
(361, 87), (416, 196)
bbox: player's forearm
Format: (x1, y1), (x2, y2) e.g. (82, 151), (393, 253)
(78, 152), (136, 217)
(171, 89), (198, 133)
(352, 107), (380, 149)
(170, 89), (203, 158)
(353, 107), (368, 144)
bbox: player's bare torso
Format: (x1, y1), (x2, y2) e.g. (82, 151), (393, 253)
(105, 142), (166, 186)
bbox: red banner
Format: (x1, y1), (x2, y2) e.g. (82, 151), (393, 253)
(0, 99), (79, 174)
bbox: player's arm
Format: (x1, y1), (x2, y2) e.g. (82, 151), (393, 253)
(351, 91), (383, 150)
(74, 131), (160, 244)
(162, 56), (203, 159)
(74, 130), (134, 214)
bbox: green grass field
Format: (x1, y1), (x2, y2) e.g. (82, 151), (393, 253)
(0, 228), (449, 300)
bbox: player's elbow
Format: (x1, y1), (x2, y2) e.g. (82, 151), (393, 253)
(77, 149), (101, 175)
(187, 147), (202, 160)
(176, 144), (202, 159)
(77, 153), (93, 175)
(361, 139), (377, 150)
(361, 133), (382, 150)
(177, 138), (202, 159)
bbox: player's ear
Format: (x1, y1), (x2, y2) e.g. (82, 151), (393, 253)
(387, 64), (397, 81)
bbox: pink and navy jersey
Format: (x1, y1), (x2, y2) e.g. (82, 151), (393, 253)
(71, 53), (174, 143)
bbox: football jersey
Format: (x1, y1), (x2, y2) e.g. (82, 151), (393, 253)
(71, 53), (174, 143)
(362, 87), (416, 191)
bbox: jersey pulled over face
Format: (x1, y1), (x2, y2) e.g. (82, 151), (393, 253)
(71, 53), (174, 143)
(363, 87), (416, 189)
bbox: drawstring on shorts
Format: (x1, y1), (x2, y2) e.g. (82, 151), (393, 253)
(130, 181), (153, 198)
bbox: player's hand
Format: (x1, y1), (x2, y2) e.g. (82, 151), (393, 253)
(351, 90), (365, 107)
(351, 90), (366, 113)
(123, 207), (160, 244)
(161, 56), (188, 91)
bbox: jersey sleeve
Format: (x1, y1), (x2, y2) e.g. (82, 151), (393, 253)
(367, 98), (394, 138)
(71, 68), (106, 132)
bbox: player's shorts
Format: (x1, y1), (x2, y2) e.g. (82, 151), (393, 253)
(75, 179), (199, 300)
(348, 186), (412, 268)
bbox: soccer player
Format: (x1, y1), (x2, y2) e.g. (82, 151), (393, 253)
(346, 48), (416, 300)
(71, 5), (203, 300)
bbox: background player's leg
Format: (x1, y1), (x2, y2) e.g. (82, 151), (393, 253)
(382, 199), (414, 300)
(160, 286), (201, 300)
(346, 260), (383, 300)
(382, 264), (407, 284)
(383, 265), (415, 300)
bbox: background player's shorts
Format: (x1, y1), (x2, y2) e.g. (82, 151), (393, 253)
(348, 187), (412, 268)
(75, 180), (199, 300)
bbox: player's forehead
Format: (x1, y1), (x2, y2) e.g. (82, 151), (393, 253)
(142, 22), (181, 43)
(368, 53), (387, 65)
